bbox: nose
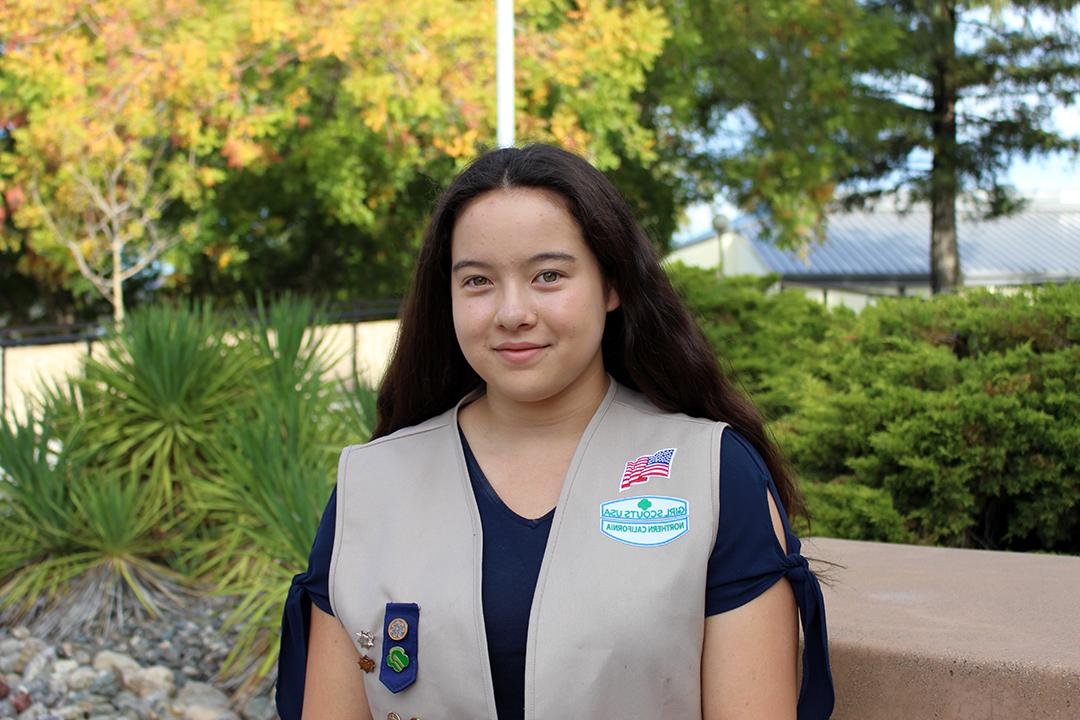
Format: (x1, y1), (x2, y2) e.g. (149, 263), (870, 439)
(494, 283), (537, 330)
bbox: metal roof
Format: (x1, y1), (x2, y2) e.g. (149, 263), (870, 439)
(733, 201), (1080, 284)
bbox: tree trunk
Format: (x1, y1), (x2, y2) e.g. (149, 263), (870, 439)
(112, 239), (125, 325)
(929, 0), (960, 294)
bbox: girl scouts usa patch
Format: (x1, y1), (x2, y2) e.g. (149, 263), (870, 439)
(600, 495), (689, 546)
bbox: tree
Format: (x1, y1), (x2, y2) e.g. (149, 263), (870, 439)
(860, 1), (1080, 293)
(0, 1), (294, 323)
(3, 1), (673, 316)
(175, 0), (673, 303)
(648, 1), (1080, 293)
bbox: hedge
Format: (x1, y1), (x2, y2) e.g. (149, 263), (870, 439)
(668, 265), (1080, 554)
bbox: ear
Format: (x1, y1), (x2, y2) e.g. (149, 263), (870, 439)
(605, 284), (620, 312)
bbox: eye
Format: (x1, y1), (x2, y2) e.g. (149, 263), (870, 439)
(536, 270), (563, 284)
(463, 276), (491, 288)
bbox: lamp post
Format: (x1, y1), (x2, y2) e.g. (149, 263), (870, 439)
(496, 0), (514, 148)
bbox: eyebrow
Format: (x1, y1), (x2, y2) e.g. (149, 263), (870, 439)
(451, 251), (577, 274)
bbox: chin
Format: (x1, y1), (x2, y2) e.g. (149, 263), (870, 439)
(485, 377), (564, 404)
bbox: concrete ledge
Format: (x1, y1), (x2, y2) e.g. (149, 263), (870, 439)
(804, 537), (1080, 719)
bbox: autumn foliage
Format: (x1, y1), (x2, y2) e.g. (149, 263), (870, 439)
(0, 0), (669, 320)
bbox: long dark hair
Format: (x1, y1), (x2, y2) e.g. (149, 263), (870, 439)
(375, 143), (806, 522)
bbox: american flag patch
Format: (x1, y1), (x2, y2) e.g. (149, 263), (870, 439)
(619, 448), (677, 491)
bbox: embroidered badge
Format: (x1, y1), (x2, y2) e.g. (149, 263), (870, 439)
(619, 448), (676, 491)
(600, 495), (689, 547)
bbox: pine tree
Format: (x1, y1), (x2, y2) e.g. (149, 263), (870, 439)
(651, 1), (1080, 293)
(851, 1), (1080, 293)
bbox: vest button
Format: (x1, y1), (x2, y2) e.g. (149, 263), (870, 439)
(387, 713), (401, 720)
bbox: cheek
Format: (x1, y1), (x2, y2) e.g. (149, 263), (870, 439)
(451, 295), (488, 343)
(549, 294), (606, 342)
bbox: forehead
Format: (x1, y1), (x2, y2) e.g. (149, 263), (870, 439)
(451, 188), (586, 261)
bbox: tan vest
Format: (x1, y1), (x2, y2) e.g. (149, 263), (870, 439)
(328, 379), (726, 719)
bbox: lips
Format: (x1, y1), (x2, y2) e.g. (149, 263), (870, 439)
(494, 342), (548, 364)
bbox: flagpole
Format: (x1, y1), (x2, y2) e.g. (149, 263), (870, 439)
(496, 0), (514, 148)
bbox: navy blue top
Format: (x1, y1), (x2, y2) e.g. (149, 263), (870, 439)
(276, 427), (833, 719)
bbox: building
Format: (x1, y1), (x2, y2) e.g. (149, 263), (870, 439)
(666, 197), (1080, 311)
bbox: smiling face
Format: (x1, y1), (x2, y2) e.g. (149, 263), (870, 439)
(450, 187), (619, 407)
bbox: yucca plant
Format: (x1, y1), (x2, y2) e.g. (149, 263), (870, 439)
(182, 296), (355, 695)
(75, 303), (263, 509)
(188, 389), (339, 695)
(251, 294), (337, 393)
(332, 368), (380, 445)
(0, 407), (190, 638)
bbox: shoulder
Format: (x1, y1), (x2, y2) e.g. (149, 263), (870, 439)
(338, 405), (456, 463)
(611, 381), (719, 430)
(717, 426), (792, 554)
(720, 427), (771, 481)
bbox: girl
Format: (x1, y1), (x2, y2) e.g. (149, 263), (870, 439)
(277, 144), (833, 719)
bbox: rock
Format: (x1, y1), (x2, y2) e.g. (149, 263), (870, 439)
(52, 659), (78, 676)
(51, 693), (112, 719)
(10, 628), (29, 641)
(0, 639), (20, 656)
(173, 681), (239, 720)
(11, 686), (31, 713)
(111, 690), (151, 719)
(92, 651), (139, 684)
(15, 703), (46, 720)
(88, 669), (119, 696)
(240, 695), (275, 720)
(142, 690), (171, 716)
(22, 648), (56, 684)
(15, 639), (48, 675)
(175, 682), (228, 708)
(45, 673), (68, 705)
(181, 708), (240, 720)
(125, 666), (174, 699)
(65, 666), (98, 692)
(0, 676), (9, 699)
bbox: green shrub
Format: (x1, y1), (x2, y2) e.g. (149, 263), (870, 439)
(666, 264), (852, 419)
(847, 345), (1080, 550)
(775, 288), (1080, 552)
(796, 481), (913, 544)
(667, 266), (1080, 553)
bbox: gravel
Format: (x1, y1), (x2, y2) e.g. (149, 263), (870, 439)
(0, 596), (278, 720)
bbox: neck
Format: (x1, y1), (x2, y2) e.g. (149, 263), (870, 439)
(467, 364), (611, 441)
